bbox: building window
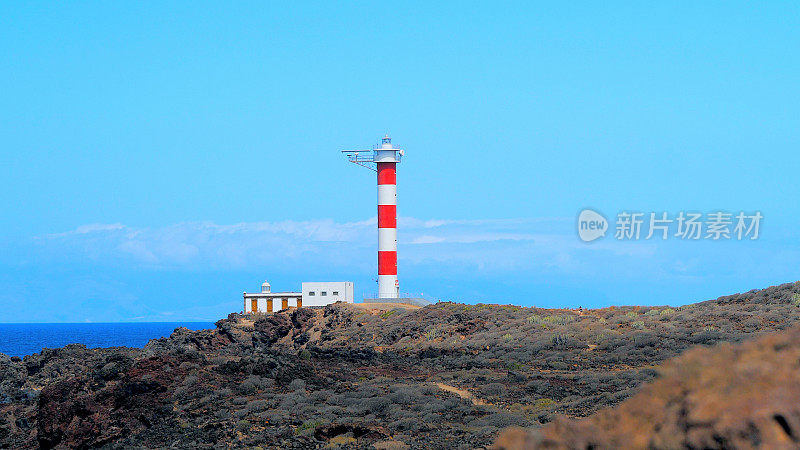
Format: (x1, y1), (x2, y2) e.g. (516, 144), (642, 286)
(309, 291), (315, 296)
(321, 291), (327, 296)
(332, 291), (339, 296)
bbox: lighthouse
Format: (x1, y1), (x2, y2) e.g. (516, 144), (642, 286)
(375, 136), (401, 298)
(342, 135), (404, 299)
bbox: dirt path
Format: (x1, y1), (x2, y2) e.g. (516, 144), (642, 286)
(435, 383), (487, 406)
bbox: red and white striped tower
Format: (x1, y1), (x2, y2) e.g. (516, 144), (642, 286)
(376, 136), (400, 298)
(342, 135), (403, 299)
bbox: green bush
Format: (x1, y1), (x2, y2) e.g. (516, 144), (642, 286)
(295, 419), (325, 436)
(380, 309), (397, 319)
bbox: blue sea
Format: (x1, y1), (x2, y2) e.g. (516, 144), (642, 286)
(0, 322), (216, 358)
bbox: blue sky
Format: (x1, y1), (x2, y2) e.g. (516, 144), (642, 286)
(1, 2), (798, 322)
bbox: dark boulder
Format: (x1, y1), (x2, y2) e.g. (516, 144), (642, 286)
(254, 314), (293, 345)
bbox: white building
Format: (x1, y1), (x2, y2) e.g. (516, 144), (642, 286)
(243, 281), (301, 314)
(301, 282), (354, 307)
(243, 280), (353, 313)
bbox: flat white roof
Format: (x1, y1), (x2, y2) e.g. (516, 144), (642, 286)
(243, 292), (301, 297)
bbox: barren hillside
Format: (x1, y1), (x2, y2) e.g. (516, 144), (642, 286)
(1, 282), (799, 448)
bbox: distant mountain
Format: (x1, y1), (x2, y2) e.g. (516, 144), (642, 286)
(1, 282), (799, 448)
